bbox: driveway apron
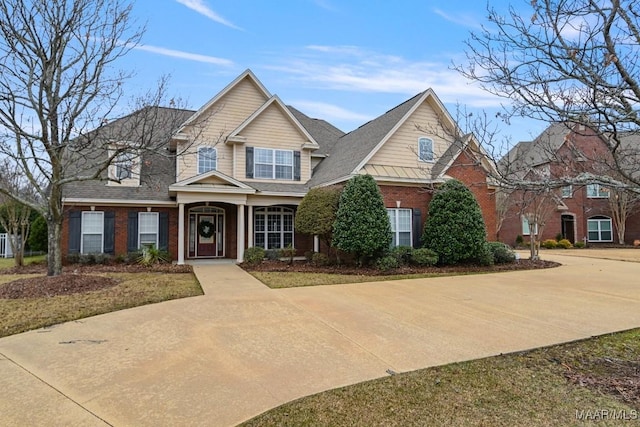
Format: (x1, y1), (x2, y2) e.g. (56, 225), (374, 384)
(1, 254), (639, 426)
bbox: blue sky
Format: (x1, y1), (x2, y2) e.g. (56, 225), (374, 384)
(119, 0), (546, 147)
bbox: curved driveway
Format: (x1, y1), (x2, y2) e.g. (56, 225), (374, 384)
(1, 251), (640, 426)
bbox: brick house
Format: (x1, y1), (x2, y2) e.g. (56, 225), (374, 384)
(499, 122), (640, 246)
(62, 69), (497, 263)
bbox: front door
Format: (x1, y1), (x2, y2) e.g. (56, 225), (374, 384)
(561, 214), (576, 243)
(189, 209), (225, 258)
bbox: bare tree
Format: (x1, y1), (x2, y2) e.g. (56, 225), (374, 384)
(456, 0), (640, 188)
(0, 163), (33, 266)
(0, 0), (186, 276)
(608, 186), (640, 244)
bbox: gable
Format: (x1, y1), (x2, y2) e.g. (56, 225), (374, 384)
(365, 98), (452, 176)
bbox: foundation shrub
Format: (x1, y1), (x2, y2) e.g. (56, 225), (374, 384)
(244, 246), (265, 265)
(556, 239), (573, 249)
(410, 248), (438, 266)
(541, 239), (558, 249)
(487, 241), (516, 264)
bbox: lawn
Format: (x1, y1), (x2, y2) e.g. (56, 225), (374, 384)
(0, 257), (203, 337)
(241, 329), (640, 426)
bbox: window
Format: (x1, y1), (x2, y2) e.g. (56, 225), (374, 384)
(521, 216), (538, 236)
(81, 212), (103, 254)
(254, 207), (294, 249)
(587, 183), (609, 198)
(197, 147), (217, 174)
(388, 208), (412, 247)
(418, 137), (434, 162)
(254, 148), (293, 180)
(587, 216), (613, 242)
(138, 212), (159, 248)
(115, 152), (135, 180)
(561, 185), (573, 198)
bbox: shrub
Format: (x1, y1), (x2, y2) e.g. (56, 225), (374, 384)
(410, 248), (438, 266)
(332, 175), (391, 266)
(556, 239), (573, 249)
(305, 250), (316, 262)
(265, 249), (280, 260)
(422, 179), (488, 265)
(27, 215), (48, 252)
(279, 244), (296, 264)
(487, 241), (516, 264)
(295, 186), (342, 250)
(389, 246), (414, 266)
(574, 241), (586, 248)
(311, 252), (330, 266)
(243, 246), (265, 265)
(376, 255), (399, 271)
(515, 235), (524, 246)
(541, 239), (558, 249)
(475, 243), (495, 266)
(137, 245), (169, 266)
(555, 233), (563, 242)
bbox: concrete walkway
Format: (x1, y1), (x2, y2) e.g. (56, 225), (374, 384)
(1, 253), (640, 426)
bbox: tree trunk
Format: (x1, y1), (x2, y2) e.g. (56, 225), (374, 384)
(46, 218), (63, 276)
(617, 223), (626, 245)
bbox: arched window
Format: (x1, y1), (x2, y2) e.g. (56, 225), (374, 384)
(587, 216), (612, 242)
(254, 206), (294, 249)
(198, 147), (217, 174)
(418, 137), (433, 162)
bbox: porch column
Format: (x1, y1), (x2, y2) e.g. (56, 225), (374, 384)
(247, 205), (253, 248)
(177, 203), (185, 265)
(313, 235), (320, 252)
(237, 204), (245, 263)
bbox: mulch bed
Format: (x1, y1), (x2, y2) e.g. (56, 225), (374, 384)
(565, 358), (640, 408)
(0, 262), (194, 299)
(243, 259), (559, 275)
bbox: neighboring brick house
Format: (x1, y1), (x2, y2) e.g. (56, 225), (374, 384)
(62, 69), (497, 263)
(498, 122), (640, 246)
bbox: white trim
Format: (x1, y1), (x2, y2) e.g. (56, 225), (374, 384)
(587, 216), (613, 242)
(80, 211), (104, 254)
(178, 203), (185, 264)
(197, 146), (217, 174)
(226, 95), (319, 149)
(254, 147), (294, 180)
(175, 69), (271, 134)
(138, 212), (159, 249)
(237, 204), (245, 262)
(171, 169), (255, 190)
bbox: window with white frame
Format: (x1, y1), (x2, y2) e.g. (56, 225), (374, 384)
(254, 148), (293, 180)
(587, 216), (613, 242)
(197, 147), (217, 174)
(521, 216), (538, 236)
(561, 185), (573, 198)
(254, 207), (294, 249)
(387, 208), (412, 247)
(138, 212), (159, 248)
(81, 211), (104, 254)
(418, 137), (434, 162)
(586, 183), (609, 198)
(114, 152), (135, 180)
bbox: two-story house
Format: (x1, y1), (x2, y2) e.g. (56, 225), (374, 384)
(62, 69), (498, 263)
(499, 122), (640, 246)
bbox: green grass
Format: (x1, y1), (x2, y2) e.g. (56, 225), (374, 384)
(0, 254), (46, 270)
(0, 271), (203, 337)
(250, 271), (481, 288)
(241, 329), (640, 427)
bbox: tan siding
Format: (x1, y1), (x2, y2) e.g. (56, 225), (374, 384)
(366, 100), (450, 175)
(176, 78), (268, 182)
(238, 103), (312, 183)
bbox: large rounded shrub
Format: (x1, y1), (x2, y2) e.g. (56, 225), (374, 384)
(422, 179), (488, 265)
(332, 174), (391, 266)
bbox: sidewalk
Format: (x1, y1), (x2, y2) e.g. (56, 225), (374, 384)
(1, 255), (639, 426)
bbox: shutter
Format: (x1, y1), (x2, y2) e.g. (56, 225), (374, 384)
(158, 212), (169, 251)
(412, 209), (422, 248)
(68, 210), (81, 254)
(103, 211), (115, 254)
(294, 150), (301, 181)
(246, 147), (254, 178)
(127, 211), (139, 252)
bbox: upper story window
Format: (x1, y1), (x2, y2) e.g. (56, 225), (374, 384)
(108, 146), (140, 186)
(115, 152), (135, 180)
(198, 147), (217, 174)
(418, 137), (434, 162)
(561, 185), (573, 198)
(255, 148), (293, 180)
(586, 183), (609, 198)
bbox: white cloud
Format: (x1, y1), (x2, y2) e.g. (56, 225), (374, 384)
(267, 46), (502, 108)
(313, 0), (337, 12)
(291, 100), (372, 123)
(134, 45), (234, 66)
(175, 0), (242, 30)
(433, 8), (483, 29)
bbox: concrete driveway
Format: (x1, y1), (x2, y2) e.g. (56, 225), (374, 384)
(1, 252), (639, 426)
